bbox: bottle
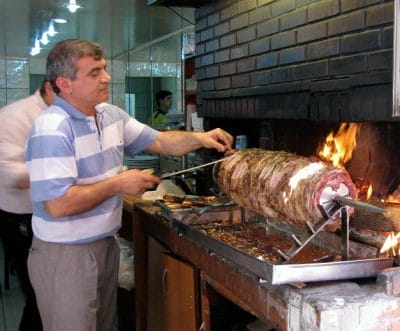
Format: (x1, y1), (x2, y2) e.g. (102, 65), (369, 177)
(235, 135), (248, 150)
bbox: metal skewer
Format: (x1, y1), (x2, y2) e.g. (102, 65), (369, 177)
(161, 156), (231, 179)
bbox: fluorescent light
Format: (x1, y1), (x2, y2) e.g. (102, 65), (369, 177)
(53, 18), (68, 24)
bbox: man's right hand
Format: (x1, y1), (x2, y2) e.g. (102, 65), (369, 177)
(117, 169), (161, 195)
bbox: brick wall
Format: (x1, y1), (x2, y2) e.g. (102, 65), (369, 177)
(194, 0), (394, 122)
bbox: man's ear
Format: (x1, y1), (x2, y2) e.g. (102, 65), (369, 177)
(55, 76), (72, 93)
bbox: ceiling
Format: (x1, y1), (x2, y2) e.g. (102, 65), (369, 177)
(0, 0), (195, 60)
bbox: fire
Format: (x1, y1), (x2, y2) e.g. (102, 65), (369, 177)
(318, 123), (360, 168)
(380, 231), (400, 256)
(366, 185), (373, 200)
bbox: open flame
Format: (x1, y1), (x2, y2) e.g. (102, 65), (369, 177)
(380, 231), (400, 256)
(366, 184), (373, 200)
(318, 123), (360, 168)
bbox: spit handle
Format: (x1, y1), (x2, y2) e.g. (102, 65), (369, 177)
(334, 196), (388, 214)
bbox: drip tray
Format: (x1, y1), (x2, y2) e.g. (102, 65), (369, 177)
(159, 205), (393, 285)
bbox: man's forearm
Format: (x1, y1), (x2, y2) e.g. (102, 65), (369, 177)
(43, 169), (161, 218)
(149, 131), (202, 156)
(44, 177), (121, 218)
(147, 129), (232, 156)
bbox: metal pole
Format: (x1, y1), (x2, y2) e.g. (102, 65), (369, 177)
(341, 207), (350, 261)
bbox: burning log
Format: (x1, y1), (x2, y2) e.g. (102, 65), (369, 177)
(349, 228), (389, 249)
(217, 149), (357, 229)
(351, 201), (400, 232)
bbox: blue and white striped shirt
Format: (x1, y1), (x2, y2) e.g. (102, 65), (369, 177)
(25, 96), (158, 244)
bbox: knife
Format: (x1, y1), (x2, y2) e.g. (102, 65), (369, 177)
(161, 156), (231, 179)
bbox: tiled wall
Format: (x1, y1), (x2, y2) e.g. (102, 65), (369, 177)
(0, 57), (126, 109)
(0, 59), (31, 107)
(194, 0), (395, 121)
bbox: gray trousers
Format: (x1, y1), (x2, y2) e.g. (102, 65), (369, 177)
(28, 236), (119, 331)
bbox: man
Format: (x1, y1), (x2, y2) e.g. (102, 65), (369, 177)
(0, 79), (55, 331)
(25, 39), (233, 331)
(148, 90), (173, 126)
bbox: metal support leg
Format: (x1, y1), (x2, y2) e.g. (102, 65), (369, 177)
(341, 207), (350, 261)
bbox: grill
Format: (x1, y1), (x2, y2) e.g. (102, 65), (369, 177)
(156, 201), (393, 285)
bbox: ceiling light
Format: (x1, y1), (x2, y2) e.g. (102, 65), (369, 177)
(40, 32), (49, 45)
(30, 38), (41, 56)
(47, 21), (58, 37)
(53, 18), (68, 24)
(35, 38), (41, 50)
(64, 0), (82, 13)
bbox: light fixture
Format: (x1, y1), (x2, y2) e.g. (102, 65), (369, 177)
(47, 21), (58, 37)
(40, 31), (49, 45)
(53, 18), (68, 24)
(30, 37), (41, 56)
(64, 0), (82, 13)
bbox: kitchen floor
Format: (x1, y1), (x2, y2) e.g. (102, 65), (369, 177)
(0, 239), (119, 331)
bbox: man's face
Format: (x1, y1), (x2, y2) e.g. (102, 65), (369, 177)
(69, 56), (111, 107)
(159, 95), (173, 111)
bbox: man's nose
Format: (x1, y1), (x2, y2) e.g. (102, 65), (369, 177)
(101, 71), (112, 83)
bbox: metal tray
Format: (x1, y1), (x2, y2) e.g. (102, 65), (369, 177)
(160, 206), (393, 285)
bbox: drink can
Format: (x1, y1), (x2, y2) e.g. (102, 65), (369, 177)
(235, 135), (248, 150)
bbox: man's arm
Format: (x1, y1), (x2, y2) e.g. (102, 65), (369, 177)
(44, 169), (160, 218)
(0, 162), (30, 189)
(146, 128), (233, 156)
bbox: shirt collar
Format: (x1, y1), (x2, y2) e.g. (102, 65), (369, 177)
(54, 96), (105, 119)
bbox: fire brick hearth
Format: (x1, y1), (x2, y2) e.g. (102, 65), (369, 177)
(279, 278), (400, 330)
(377, 266), (400, 296)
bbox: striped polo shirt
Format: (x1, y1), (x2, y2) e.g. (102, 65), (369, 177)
(25, 96), (158, 244)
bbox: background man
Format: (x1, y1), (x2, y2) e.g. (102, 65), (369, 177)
(148, 89), (173, 126)
(0, 80), (55, 331)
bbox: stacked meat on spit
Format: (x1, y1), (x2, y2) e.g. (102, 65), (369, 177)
(217, 149), (358, 228)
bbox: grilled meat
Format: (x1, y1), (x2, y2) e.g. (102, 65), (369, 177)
(217, 149), (357, 226)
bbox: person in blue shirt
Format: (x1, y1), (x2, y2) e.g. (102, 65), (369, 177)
(25, 39), (233, 331)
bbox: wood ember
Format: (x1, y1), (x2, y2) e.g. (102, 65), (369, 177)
(349, 227), (389, 249)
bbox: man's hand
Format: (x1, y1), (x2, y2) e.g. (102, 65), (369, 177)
(200, 128), (234, 153)
(43, 169), (161, 218)
(116, 169), (161, 195)
(147, 128), (234, 156)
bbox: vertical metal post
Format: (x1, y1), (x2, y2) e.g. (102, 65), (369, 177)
(240, 206), (246, 223)
(341, 207), (350, 261)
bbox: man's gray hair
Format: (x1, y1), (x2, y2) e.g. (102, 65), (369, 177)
(46, 39), (104, 93)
